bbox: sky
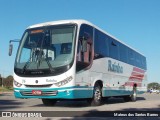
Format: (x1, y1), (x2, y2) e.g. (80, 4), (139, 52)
(0, 0), (160, 83)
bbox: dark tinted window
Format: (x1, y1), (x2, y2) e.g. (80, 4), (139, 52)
(94, 29), (109, 58)
(93, 28), (147, 70)
(79, 24), (93, 38)
(76, 24), (93, 72)
(134, 53), (147, 70)
(109, 38), (119, 60)
(135, 53), (141, 68)
(141, 56), (147, 70)
(119, 44), (128, 63)
(128, 49), (135, 65)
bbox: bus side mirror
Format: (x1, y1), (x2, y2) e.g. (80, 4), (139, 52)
(9, 43), (13, 56)
(82, 39), (87, 52)
(8, 39), (20, 56)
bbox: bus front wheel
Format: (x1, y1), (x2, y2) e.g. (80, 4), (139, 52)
(88, 83), (102, 106)
(42, 99), (57, 106)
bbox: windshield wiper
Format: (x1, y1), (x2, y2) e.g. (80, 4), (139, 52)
(22, 58), (31, 74)
(22, 55), (55, 74)
(45, 58), (55, 73)
(37, 29), (55, 73)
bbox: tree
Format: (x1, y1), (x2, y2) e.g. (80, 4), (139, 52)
(147, 82), (160, 90)
(3, 75), (13, 88)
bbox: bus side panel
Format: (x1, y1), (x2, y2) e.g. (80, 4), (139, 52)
(75, 69), (94, 98)
(89, 57), (147, 97)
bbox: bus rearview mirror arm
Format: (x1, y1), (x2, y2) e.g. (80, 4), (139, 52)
(9, 39), (20, 56)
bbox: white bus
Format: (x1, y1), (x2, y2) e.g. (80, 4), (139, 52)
(9, 20), (147, 106)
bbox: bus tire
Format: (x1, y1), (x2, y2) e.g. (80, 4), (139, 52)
(131, 87), (137, 102)
(89, 83), (102, 106)
(123, 87), (137, 102)
(42, 99), (57, 106)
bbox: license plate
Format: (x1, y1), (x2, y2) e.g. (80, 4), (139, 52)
(32, 90), (42, 95)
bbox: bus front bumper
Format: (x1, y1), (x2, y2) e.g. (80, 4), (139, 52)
(14, 87), (93, 99)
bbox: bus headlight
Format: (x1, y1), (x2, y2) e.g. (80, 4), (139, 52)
(14, 80), (22, 87)
(55, 76), (73, 87)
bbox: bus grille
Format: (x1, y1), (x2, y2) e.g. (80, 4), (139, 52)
(25, 84), (52, 88)
(20, 91), (58, 96)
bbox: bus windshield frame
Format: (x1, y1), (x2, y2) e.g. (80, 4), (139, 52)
(14, 24), (77, 77)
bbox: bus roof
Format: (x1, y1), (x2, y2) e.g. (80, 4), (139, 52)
(28, 19), (145, 56)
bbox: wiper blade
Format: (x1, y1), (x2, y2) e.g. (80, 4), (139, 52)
(22, 59), (31, 73)
(45, 58), (55, 73)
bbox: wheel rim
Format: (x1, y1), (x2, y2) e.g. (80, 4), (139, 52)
(94, 87), (101, 101)
(132, 89), (137, 100)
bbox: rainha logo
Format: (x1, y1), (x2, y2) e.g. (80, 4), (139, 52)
(108, 60), (123, 73)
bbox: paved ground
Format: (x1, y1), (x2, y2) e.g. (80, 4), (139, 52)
(0, 93), (160, 119)
(0, 92), (160, 111)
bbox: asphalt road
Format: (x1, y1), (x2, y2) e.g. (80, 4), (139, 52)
(0, 93), (160, 119)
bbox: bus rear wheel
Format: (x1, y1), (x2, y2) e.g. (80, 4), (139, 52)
(131, 87), (137, 102)
(123, 87), (137, 102)
(42, 99), (57, 106)
(88, 84), (102, 106)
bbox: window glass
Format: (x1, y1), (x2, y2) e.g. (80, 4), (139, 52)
(135, 53), (141, 68)
(16, 25), (75, 71)
(109, 38), (119, 60)
(141, 56), (147, 70)
(94, 29), (109, 58)
(119, 44), (128, 63)
(76, 24), (93, 72)
(128, 49), (135, 65)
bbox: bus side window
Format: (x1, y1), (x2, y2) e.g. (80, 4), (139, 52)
(77, 40), (82, 61)
(76, 24), (93, 72)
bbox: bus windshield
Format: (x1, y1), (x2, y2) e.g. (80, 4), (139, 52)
(15, 25), (76, 76)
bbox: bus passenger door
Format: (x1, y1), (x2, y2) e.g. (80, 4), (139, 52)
(76, 38), (92, 87)
(75, 24), (93, 93)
